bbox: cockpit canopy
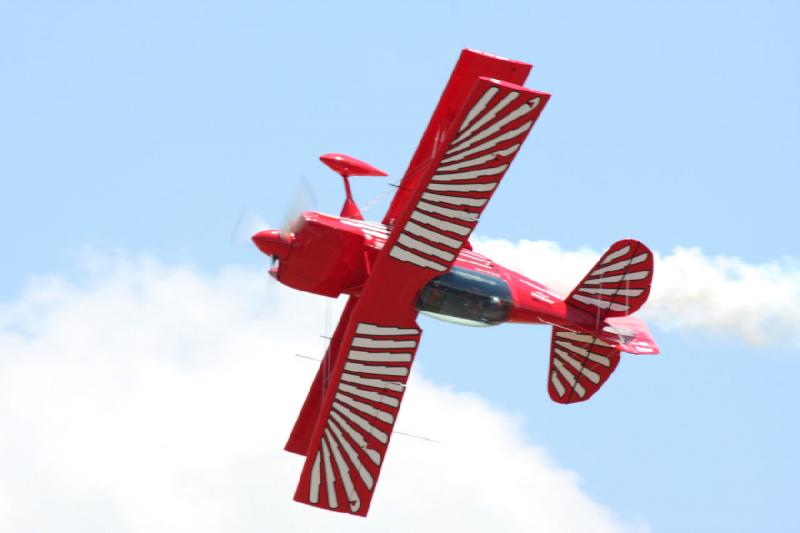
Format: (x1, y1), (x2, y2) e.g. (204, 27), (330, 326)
(416, 267), (512, 327)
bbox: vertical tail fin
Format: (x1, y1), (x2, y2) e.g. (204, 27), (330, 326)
(603, 315), (660, 355)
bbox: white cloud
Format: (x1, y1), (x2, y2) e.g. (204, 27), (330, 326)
(473, 238), (800, 347)
(0, 254), (646, 533)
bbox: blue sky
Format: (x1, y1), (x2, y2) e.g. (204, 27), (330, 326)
(2, 1), (799, 531)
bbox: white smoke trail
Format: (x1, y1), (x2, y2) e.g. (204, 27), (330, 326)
(473, 238), (800, 347)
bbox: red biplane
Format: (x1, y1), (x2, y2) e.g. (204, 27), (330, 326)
(252, 49), (659, 516)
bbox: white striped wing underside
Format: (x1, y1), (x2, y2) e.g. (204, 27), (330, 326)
(297, 322), (420, 515)
(388, 79), (547, 273)
(548, 327), (621, 404)
(566, 240), (654, 320)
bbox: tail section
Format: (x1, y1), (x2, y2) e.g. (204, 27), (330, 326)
(548, 327), (621, 404)
(566, 239), (653, 319)
(548, 239), (659, 404)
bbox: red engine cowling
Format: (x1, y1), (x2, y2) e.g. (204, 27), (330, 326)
(273, 212), (371, 298)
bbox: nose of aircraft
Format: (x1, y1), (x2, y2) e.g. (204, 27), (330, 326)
(251, 229), (293, 260)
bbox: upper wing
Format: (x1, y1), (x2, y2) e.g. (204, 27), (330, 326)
(285, 296), (360, 456)
(383, 74), (549, 276)
(382, 48), (533, 227)
(293, 53), (549, 517)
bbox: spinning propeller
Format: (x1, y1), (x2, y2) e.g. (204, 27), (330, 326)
(244, 178), (316, 268)
(251, 154), (388, 268)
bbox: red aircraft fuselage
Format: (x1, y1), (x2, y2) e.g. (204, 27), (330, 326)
(253, 211), (634, 346)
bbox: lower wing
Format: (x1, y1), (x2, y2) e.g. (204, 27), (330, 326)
(291, 52), (549, 516)
(293, 315), (421, 516)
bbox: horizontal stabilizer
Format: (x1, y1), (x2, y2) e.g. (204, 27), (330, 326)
(548, 327), (621, 404)
(566, 239), (653, 319)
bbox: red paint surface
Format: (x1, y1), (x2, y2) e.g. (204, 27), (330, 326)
(252, 48), (660, 517)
